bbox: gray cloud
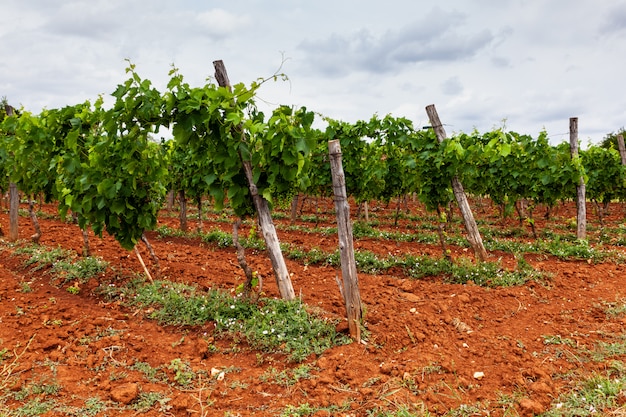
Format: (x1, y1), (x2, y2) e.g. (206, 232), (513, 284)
(37, 2), (249, 49)
(490, 56), (511, 68)
(441, 77), (463, 96)
(600, 4), (626, 35)
(41, 1), (125, 40)
(0, 1), (622, 144)
(297, 7), (496, 76)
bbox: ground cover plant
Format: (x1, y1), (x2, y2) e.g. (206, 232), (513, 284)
(1, 198), (626, 415)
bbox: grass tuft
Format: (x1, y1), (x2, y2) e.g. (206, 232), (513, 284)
(101, 279), (350, 362)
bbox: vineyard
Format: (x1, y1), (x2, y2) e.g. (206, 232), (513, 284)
(1, 62), (626, 416)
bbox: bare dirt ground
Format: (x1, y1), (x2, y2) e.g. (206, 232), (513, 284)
(1, 198), (626, 416)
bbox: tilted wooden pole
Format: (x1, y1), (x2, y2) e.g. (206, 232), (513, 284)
(569, 117), (586, 240)
(328, 139), (362, 342)
(616, 134), (626, 219)
(425, 104), (488, 262)
(213, 60), (295, 301)
(5, 104), (19, 242)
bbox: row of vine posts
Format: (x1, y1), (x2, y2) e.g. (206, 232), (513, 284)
(0, 63), (364, 342)
(5, 69), (626, 343)
(427, 108), (626, 257)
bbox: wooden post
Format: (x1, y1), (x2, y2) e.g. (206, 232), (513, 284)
(9, 182), (18, 241)
(617, 134), (626, 166)
(569, 117), (586, 240)
(615, 134), (626, 218)
(290, 194), (299, 224)
(178, 189), (188, 232)
(328, 140), (362, 342)
(5, 105), (19, 241)
(28, 197), (41, 243)
(425, 104), (488, 262)
(196, 197), (203, 232)
(166, 189), (175, 212)
(213, 60), (295, 301)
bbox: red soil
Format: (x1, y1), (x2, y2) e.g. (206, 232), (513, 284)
(1, 199), (625, 416)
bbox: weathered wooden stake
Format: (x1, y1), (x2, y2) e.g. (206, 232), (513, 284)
(196, 197), (204, 232)
(9, 182), (18, 242)
(328, 139), (362, 342)
(213, 59), (295, 301)
(617, 135), (626, 219)
(178, 189), (188, 232)
(425, 104), (488, 262)
(290, 194), (299, 224)
(166, 189), (175, 212)
(5, 104), (19, 242)
(134, 246), (154, 283)
(617, 134), (626, 166)
(232, 219), (254, 291)
(28, 197), (41, 244)
(81, 228), (90, 257)
(569, 117), (586, 240)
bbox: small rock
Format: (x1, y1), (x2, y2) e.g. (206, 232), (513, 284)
(317, 374), (334, 385)
(110, 383), (139, 405)
(519, 398), (545, 415)
(193, 338), (210, 358)
(530, 381), (554, 395)
(473, 371), (485, 380)
(457, 293), (471, 303)
(170, 393), (191, 411)
(316, 356), (331, 370)
(400, 291), (421, 302)
(413, 331), (426, 342)
(379, 362), (394, 375)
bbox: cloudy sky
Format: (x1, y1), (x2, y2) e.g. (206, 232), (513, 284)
(2, 1), (626, 145)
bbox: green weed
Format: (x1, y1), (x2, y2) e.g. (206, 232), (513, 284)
(130, 361), (167, 383)
(167, 358), (195, 386)
(103, 279), (349, 362)
(81, 397), (108, 416)
(260, 364), (314, 387)
(13, 398), (56, 416)
(599, 298), (626, 318)
(18, 282), (32, 293)
(11, 244), (108, 284)
(542, 335), (576, 347)
(543, 373), (626, 416)
(281, 401), (352, 416)
(52, 256), (108, 284)
(14, 245), (70, 271)
(132, 391), (171, 412)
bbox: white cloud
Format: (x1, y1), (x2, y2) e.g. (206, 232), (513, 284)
(195, 9), (251, 38)
(1, 0), (624, 143)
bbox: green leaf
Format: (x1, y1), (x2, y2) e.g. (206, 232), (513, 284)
(262, 187), (273, 204)
(226, 112), (242, 125)
(110, 199), (125, 215)
(500, 143), (512, 157)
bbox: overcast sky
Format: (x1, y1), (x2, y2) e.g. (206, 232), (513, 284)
(2, 1), (626, 145)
